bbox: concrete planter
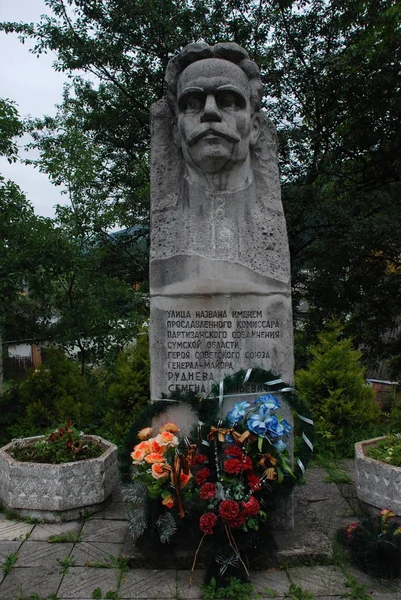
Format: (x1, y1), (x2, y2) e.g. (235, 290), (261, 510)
(0, 435), (118, 522)
(355, 436), (401, 515)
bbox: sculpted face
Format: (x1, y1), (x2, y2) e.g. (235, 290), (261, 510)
(175, 59), (260, 174)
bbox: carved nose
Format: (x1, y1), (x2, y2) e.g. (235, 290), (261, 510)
(201, 94), (222, 122)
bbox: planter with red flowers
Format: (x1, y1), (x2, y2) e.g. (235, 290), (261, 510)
(0, 423), (118, 522)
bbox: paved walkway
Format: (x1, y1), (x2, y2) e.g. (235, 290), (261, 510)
(0, 462), (400, 599)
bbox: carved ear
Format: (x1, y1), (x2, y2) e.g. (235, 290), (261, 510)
(250, 113), (262, 147)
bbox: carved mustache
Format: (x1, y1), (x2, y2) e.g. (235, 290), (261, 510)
(187, 124), (241, 147)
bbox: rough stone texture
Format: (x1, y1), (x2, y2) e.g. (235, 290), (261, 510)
(0, 566), (61, 600)
(57, 566), (120, 599)
(80, 519), (128, 544)
(0, 435), (118, 521)
(150, 52), (293, 402)
(355, 437), (401, 515)
(28, 521), (82, 541)
(0, 518), (34, 541)
(119, 569), (178, 598)
(16, 540), (74, 567)
(287, 565), (349, 596)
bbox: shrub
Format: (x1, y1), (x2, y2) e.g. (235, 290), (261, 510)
(295, 322), (380, 457)
(0, 348), (99, 444)
(103, 329), (150, 440)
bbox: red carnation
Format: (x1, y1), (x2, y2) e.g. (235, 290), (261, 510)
(241, 456), (253, 471)
(191, 454), (208, 466)
(223, 458), (242, 474)
(242, 496), (260, 517)
(200, 512), (218, 535)
(224, 445), (243, 458)
(229, 512), (246, 529)
(247, 473), (262, 492)
(200, 482), (217, 500)
(219, 499), (240, 522)
(196, 468), (211, 485)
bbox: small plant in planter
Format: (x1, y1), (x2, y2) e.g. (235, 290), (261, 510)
(10, 422), (104, 464)
(0, 423), (118, 521)
(343, 509), (401, 578)
(365, 433), (401, 467)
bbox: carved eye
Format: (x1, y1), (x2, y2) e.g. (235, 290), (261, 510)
(217, 92), (237, 109)
(185, 95), (203, 111)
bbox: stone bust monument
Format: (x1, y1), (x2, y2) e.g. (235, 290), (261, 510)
(151, 42), (290, 296)
(150, 42), (293, 397)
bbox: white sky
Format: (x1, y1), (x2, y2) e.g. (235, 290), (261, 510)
(0, 0), (70, 218)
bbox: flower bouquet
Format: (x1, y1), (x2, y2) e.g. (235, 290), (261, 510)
(125, 393), (293, 584)
(344, 509), (401, 578)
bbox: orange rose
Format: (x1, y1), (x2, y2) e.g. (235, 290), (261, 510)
(138, 427), (153, 440)
(155, 431), (179, 447)
(144, 452), (166, 464)
(180, 472), (192, 488)
(152, 463), (170, 479)
(159, 422), (180, 434)
(149, 438), (165, 454)
(131, 448), (146, 463)
(135, 440), (151, 454)
(162, 494), (175, 509)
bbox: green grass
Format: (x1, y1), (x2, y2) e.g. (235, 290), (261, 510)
(56, 554), (75, 575)
(1, 551), (18, 575)
(48, 530), (81, 543)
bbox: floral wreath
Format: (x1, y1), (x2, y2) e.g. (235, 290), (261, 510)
(122, 368), (314, 582)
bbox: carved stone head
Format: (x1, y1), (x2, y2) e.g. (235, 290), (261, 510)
(165, 43), (263, 182)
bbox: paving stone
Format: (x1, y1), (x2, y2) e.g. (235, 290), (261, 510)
(29, 520), (82, 541)
(80, 519), (128, 543)
(16, 540), (74, 567)
(287, 565), (349, 595)
(345, 564), (401, 594)
(300, 468), (339, 502)
(307, 495), (358, 541)
(57, 566), (119, 599)
(119, 568), (178, 598)
(275, 501), (332, 565)
(0, 566), (61, 599)
(0, 540), (23, 561)
(72, 541), (126, 566)
(252, 569), (292, 596)
(91, 501), (127, 520)
(112, 484), (124, 502)
(177, 569), (204, 599)
(0, 519), (34, 541)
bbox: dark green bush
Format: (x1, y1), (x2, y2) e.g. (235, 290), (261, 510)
(104, 330), (150, 440)
(0, 334), (151, 449)
(0, 349), (98, 444)
(295, 322), (380, 457)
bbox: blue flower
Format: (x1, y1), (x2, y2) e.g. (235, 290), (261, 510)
(265, 415), (284, 439)
(273, 439), (287, 453)
(247, 414), (268, 436)
(253, 394), (280, 411)
(226, 401), (250, 426)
